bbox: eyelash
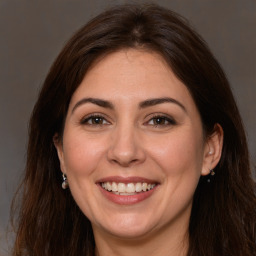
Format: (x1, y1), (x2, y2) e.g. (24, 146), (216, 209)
(145, 114), (176, 127)
(80, 114), (176, 127)
(80, 114), (110, 126)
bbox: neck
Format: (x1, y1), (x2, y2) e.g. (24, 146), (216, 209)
(93, 219), (189, 256)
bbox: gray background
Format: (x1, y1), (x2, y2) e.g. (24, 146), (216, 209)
(0, 0), (255, 254)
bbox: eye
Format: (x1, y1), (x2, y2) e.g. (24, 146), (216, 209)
(147, 115), (176, 127)
(80, 114), (110, 125)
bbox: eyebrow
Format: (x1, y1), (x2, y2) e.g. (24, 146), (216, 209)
(139, 97), (187, 112)
(72, 98), (114, 113)
(71, 97), (186, 113)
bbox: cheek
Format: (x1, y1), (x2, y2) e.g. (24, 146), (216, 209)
(147, 128), (204, 177)
(62, 132), (106, 179)
(61, 133), (107, 218)
(150, 130), (204, 212)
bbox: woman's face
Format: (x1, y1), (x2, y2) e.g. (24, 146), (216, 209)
(56, 49), (213, 240)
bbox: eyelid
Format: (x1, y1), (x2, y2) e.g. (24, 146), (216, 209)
(144, 113), (177, 126)
(80, 113), (112, 125)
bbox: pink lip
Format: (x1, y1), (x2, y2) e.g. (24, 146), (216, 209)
(96, 176), (158, 184)
(99, 185), (157, 205)
(96, 176), (159, 205)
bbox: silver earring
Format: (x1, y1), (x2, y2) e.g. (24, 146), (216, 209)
(207, 169), (215, 183)
(62, 173), (69, 189)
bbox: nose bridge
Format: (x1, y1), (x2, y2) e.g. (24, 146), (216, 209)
(107, 118), (144, 166)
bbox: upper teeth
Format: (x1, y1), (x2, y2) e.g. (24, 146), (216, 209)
(101, 182), (156, 193)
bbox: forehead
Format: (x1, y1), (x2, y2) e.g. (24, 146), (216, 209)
(69, 49), (195, 110)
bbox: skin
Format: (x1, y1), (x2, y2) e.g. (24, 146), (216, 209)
(55, 49), (223, 256)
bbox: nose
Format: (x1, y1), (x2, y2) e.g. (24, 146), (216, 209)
(107, 124), (146, 167)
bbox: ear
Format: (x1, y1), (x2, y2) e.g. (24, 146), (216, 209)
(53, 133), (67, 174)
(201, 124), (224, 176)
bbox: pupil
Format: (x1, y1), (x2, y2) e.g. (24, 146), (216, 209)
(93, 117), (102, 124)
(155, 118), (164, 124)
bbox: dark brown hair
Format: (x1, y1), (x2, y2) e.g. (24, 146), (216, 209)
(12, 3), (256, 256)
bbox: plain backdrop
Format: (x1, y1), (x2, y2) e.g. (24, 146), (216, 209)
(0, 0), (255, 254)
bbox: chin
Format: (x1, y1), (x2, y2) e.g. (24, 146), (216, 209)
(93, 213), (158, 239)
(103, 224), (154, 240)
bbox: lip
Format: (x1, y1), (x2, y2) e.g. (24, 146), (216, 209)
(96, 176), (158, 184)
(96, 176), (159, 205)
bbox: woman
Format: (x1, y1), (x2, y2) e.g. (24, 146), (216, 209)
(12, 3), (256, 256)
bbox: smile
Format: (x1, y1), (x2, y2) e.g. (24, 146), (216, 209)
(101, 182), (156, 195)
(97, 176), (159, 205)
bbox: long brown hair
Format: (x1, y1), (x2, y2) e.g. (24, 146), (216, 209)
(12, 3), (256, 256)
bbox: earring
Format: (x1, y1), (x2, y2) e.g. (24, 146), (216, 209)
(62, 173), (69, 189)
(207, 169), (215, 183)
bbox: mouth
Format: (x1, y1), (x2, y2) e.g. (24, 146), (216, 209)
(101, 182), (157, 195)
(97, 177), (159, 205)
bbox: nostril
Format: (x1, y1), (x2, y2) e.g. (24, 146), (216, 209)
(107, 133), (146, 166)
(110, 157), (139, 167)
